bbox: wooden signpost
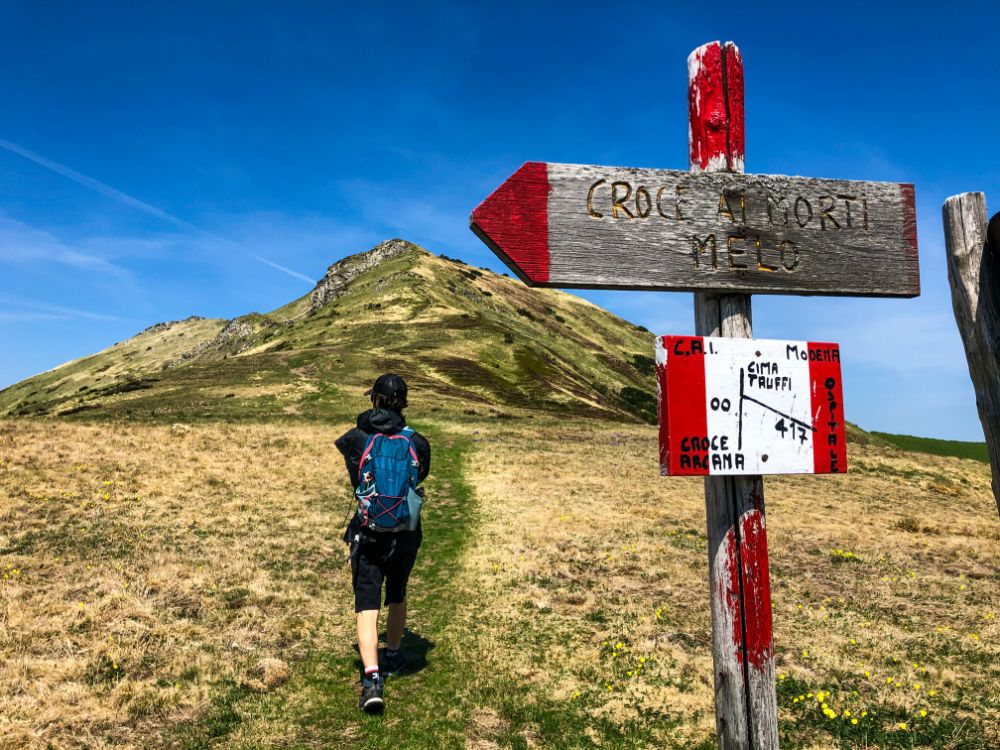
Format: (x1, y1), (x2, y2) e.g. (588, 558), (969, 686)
(470, 40), (919, 750)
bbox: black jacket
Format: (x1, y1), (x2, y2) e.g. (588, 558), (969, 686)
(334, 408), (431, 490)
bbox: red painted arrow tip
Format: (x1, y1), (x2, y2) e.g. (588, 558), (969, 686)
(471, 161), (550, 284)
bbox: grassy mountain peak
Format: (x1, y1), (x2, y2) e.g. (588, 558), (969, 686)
(0, 240), (658, 423)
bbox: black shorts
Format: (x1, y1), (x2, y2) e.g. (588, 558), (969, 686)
(350, 526), (422, 612)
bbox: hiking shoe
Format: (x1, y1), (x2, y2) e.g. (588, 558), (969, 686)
(358, 676), (384, 714)
(379, 648), (407, 676)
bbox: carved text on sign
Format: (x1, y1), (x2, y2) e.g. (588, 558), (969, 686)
(586, 180), (870, 232)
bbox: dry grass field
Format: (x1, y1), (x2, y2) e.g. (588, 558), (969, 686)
(1, 416), (997, 749)
(0, 419), (358, 748)
(464, 422), (999, 748)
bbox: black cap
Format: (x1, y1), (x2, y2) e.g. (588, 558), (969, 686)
(365, 373), (408, 401)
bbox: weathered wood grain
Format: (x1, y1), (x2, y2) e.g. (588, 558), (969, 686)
(943, 193), (1000, 517)
(690, 41), (779, 750)
(471, 162), (920, 298)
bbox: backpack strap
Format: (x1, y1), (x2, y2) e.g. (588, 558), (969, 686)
(398, 427), (420, 481)
(391, 427), (418, 459)
(357, 433), (380, 477)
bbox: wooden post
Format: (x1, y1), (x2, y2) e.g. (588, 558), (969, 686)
(689, 41), (779, 750)
(943, 193), (1000, 517)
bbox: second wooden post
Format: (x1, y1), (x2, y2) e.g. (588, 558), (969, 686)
(688, 41), (779, 750)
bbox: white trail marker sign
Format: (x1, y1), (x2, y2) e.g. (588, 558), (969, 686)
(656, 336), (847, 476)
(470, 40), (918, 750)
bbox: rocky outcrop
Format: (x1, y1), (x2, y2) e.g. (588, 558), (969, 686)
(214, 314), (276, 347)
(310, 239), (421, 310)
(173, 313), (278, 363)
(138, 316), (205, 337)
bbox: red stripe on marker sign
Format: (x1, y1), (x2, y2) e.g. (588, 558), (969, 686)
(808, 342), (847, 473)
(470, 161), (550, 283)
(660, 335), (709, 476)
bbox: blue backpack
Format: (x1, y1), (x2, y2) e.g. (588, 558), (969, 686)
(355, 427), (421, 531)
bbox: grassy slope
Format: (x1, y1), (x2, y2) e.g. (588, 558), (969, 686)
(462, 420), (999, 749)
(871, 432), (989, 464)
(0, 317), (226, 417)
(0, 244), (658, 424)
(168, 421), (671, 750)
(165, 422), (479, 749)
(4, 413), (997, 750)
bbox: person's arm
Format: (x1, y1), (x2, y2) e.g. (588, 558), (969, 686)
(335, 429), (366, 490)
(412, 432), (431, 483)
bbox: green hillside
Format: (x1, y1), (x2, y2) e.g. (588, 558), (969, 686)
(871, 431), (990, 463)
(0, 239), (658, 424)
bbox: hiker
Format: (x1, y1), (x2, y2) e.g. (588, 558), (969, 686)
(335, 373), (431, 714)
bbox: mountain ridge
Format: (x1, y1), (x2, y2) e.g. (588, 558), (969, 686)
(0, 239), (659, 423)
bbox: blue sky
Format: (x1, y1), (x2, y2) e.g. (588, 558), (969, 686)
(0, 1), (997, 440)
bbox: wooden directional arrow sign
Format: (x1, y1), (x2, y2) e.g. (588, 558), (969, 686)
(470, 161), (919, 297)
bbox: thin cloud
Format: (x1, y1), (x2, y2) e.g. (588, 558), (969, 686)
(0, 292), (125, 322)
(0, 137), (201, 233)
(253, 255), (316, 284)
(0, 137), (311, 285)
(0, 311), (68, 322)
(0, 215), (131, 278)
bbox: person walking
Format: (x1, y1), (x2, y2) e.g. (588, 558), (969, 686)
(335, 373), (430, 714)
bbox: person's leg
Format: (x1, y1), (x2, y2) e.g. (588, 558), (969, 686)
(383, 530), (420, 653)
(352, 540), (385, 675)
(357, 609), (380, 670)
(356, 606), (384, 713)
(385, 599), (406, 650)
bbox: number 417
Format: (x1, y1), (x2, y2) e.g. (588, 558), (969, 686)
(775, 418), (808, 444)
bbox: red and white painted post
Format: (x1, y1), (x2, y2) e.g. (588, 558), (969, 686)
(688, 41), (779, 750)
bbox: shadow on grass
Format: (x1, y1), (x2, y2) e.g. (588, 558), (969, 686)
(351, 628), (436, 680)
